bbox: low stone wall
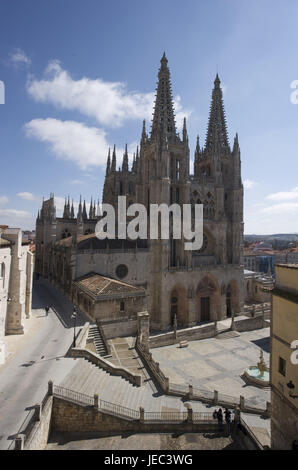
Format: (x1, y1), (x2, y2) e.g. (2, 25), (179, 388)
(51, 396), (219, 435)
(101, 317), (138, 339)
(149, 323), (215, 349)
(234, 315), (264, 332)
(25, 397), (53, 450)
(14, 394), (53, 450)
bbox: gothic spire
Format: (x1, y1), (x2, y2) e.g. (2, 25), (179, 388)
(233, 132), (240, 153)
(122, 144), (129, 172)
(182, 117), (188, 143)
(141, 120), (147, 146)
(150, 53), (176, 140)
(106, 148), (111, 175)
(63, 197), (67, 218)
(89, 197), (93, 219)
(71, 199), (74, 219)
(82, 200), (87, 220)
(111, 145), (116, 172)
(77, 195), (83, 221)
(205, 74), (230, 157)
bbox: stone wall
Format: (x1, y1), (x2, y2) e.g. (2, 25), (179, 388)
(25, 397), (53, 450)
(0, 245), (11, 364)
(149, 323), (215, 348)
(271, 387), (298, 450)
(234, 315), (264, 332)
(50, 397), (218, 435)
(101, 316), (138, 339)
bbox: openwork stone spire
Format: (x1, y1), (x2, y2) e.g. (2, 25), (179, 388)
(205, 74), (229, 157)
(122, 144), (129, 172)
(151, 53), (176, 140)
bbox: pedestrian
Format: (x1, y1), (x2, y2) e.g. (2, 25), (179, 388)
(224, 408), (232, 434)
(217, 408), (223, 432)
(45, 306), (49, 316)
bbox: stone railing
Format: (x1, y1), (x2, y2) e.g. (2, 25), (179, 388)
(136, 340), (169, 392)
(69, 346), (142, 387)
(52, 384), (265, 449)
(75, 322), (90, 349)
(53, 384), (216, 425)
(243, 303), (271, 318)
(136, 341), (270, 417)
(12, 382), (265, 450)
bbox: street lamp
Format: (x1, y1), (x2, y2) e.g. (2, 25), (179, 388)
(71, 308), (77, 348)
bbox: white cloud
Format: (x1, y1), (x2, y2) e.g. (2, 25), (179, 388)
(0, 209), (34, 230)
(261, 202), (298, 215)
(266, 186), (298, 201)
(24, 118), (110, 169)
(26, 60), (191, 129)
(0, 196), (9, 205)
(24, 118), (140, 169)
(10, 48), (31, 67)
(17, 192), (37, 201)
(243, 179), (258, 189)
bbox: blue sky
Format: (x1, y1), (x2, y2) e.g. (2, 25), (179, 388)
(0, 0), (298, 234)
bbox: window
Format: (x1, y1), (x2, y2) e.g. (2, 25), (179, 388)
(120, 301), (125, 312)
(278, 357), (286, 376)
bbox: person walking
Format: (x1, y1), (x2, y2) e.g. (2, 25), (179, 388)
(224, 408), (232, 434)
(217, 408), (223, 432)
(45, 306), (50, 316)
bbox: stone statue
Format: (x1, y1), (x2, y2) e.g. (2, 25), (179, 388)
(258, 349), (266, 377)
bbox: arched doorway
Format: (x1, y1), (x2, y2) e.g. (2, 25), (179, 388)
(196, 276), (221, 322)
(169, 286), (188, 327)
(226, 280), (240, 317)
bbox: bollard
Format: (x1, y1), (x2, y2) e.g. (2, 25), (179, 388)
(139, 407), (145, 424)
(48, 380), (53, 396)
(266, 401), (271, 416)
(14, 434), (24, 450)
(94, 394), (99, 409)
(187, 405), (193, 424)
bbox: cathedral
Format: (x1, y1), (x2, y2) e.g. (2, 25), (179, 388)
(35, 54), (244, 332)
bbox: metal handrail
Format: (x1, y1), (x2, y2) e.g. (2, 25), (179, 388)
(99, 399), (140, 420)
(53, 385), (94, 406)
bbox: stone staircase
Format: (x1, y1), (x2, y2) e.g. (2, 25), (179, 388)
(88, 325), (108, 357)
(61, 359), (161, 411)
(216, 330), (240, 340)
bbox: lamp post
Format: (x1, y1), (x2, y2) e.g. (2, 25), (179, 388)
(71, 308), (77, 347)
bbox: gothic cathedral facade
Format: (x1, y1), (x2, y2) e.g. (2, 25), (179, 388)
(36, 54), (244, 331)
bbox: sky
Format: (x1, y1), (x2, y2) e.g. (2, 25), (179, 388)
(0, 0), (298, 234)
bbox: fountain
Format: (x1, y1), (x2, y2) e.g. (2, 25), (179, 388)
(243, 349), (270, 387)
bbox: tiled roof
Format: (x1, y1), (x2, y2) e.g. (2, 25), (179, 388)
(74, 273), (145, 298)
(0, 238), (11, 247)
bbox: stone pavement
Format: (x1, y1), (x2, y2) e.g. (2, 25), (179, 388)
(0, 279), (89, 450)
(151, 327), (271, 409)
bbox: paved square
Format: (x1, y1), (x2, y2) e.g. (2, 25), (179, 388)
(151, 327), (270, 407)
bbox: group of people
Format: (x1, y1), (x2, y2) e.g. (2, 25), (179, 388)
(213, 408), (232, 433)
